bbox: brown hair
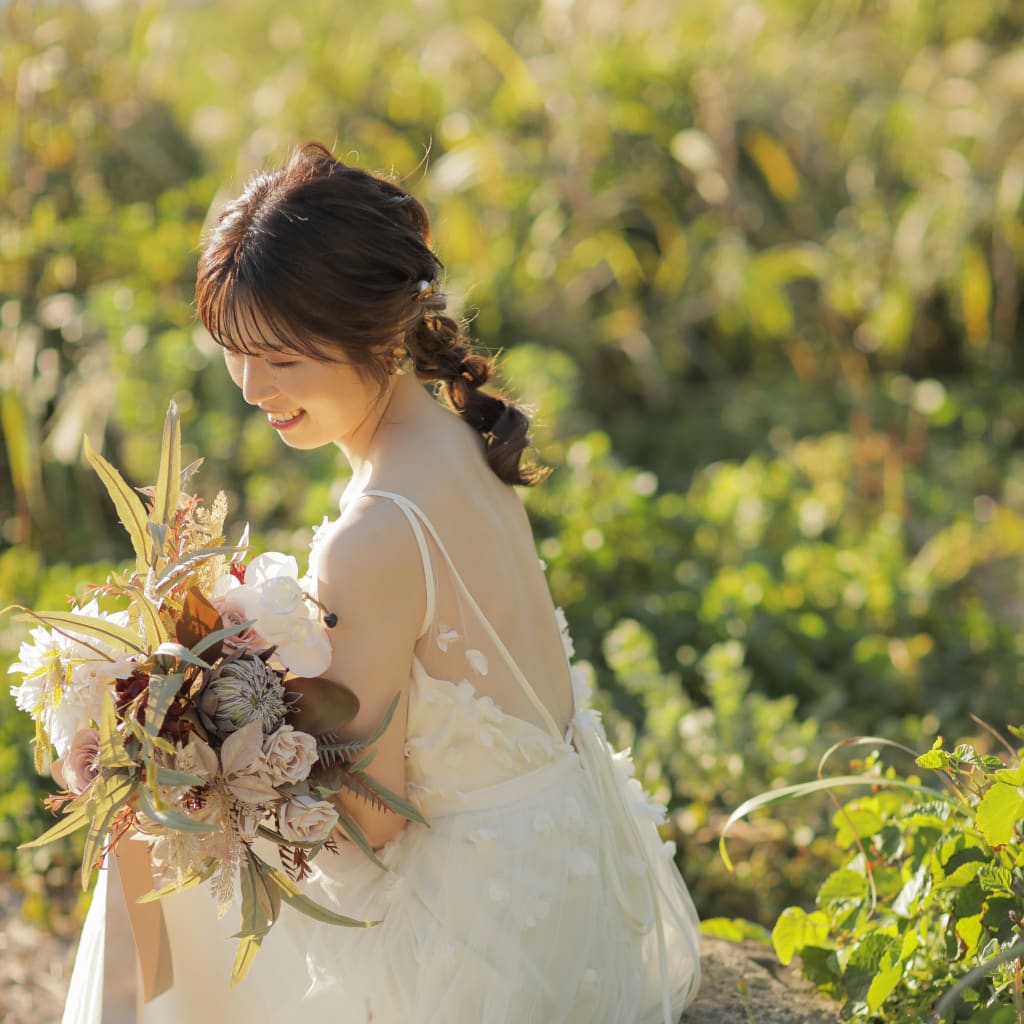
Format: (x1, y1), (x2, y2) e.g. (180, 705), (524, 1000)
(195, 141), (546, 486)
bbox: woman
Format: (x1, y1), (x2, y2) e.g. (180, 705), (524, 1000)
(68, 141), (701, 1023)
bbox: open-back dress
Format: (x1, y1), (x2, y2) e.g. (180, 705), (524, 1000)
(63, 489), (701, 1024)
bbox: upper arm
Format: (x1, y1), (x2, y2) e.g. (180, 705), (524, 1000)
(310, 497), (426, 838)
(316, 496), (426, 735)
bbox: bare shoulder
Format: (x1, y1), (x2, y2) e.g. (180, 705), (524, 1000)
(314, 494), (426, 634)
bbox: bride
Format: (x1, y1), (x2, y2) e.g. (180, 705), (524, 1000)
(64, 141), (700, 1023)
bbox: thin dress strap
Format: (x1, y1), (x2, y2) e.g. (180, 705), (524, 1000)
(360, 491), (436, 639)
(362, 489), (565, 743)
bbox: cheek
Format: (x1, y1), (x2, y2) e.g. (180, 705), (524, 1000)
(223, 352), (244, 389)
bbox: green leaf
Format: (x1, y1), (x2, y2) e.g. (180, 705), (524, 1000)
(993, 765), (1024, 787)
(865, 953), (902, 1012)
(135, 595), (170, 647)
(18, 804), (90, 848)
(772, 907), (830, 966)
(98, 692), (135, 770)
(332, 805), (387, 871)
(81, 775), (138, 883)
(142, 672), (184, 758)
(915, 749), (948, 770)
(154, 545), (246, 597)
(264, 865), (379, 928)
(843, 932), (899, 1013)
(956, 913), (984, 957)
(137, 860), (216, 903)
(231, 935), (263, 987)
(153, 641), (212, 670)
(84, 434), (152, 571)
(252, 857), (281, 927)
(817, 868), (868, 908)
(152, 766), (206, 788)
(978, 864), (1014, 895)
(833, 802), (884, 848)
(975, 783), (1024, 848)
(343, 769), (427, 826)
(138, 785), (221, 833)
(7, 607), (145, 656)
(364, 692), (401, 746)
(150, 402), (182, 559)
(699, 917), (772, 944)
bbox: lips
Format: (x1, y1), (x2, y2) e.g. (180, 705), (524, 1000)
(266, 410), (305, 430)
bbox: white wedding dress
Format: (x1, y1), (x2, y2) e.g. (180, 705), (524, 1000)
(63, 490), (701, 1024)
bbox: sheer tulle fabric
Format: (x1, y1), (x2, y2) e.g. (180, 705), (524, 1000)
(291, 663), (700, 1024)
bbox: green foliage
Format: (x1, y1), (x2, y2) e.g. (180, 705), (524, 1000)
(771, 736), (1024, 1021)
(1, 0), (1024, 975)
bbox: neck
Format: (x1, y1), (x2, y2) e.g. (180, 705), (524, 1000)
(337, 372), (434, 479)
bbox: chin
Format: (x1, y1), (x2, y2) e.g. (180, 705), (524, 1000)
(276, 433), (328, 451)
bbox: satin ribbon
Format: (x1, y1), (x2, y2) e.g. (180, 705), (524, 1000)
(105, 837), (174, 1014)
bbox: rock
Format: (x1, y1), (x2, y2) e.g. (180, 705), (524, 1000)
(682, 936), (840, 1024)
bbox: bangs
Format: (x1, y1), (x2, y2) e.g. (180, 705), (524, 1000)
(199, 277), (344, 363)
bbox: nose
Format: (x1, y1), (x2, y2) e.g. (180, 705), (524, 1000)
(238, 355), (279, 406)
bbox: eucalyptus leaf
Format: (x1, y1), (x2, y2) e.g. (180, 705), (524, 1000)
(332, 806), (387, 871)
(138, 785), (221, 833)
(8, 607), (144, 656)
(153, 766), (207, 787)
(154, 641), (212, 670)
(137, 859), (216, 903)
(83, 434), (151, 571)
(18, 804), (90, 848)
(265, 865), (379, 928)
(150, 401), (182, 555)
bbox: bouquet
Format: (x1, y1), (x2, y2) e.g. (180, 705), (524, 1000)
(5, 402), (422, 986)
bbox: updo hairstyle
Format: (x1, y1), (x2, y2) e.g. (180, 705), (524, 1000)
(195, 141), (546, 486)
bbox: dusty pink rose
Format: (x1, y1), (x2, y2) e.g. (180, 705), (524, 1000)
(263, 725), (318, 785)
(210, 595), (266, 655)
(53, 728), (101, 795)
(278, 795), (339, 844)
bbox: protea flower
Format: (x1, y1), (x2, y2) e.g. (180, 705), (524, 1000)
(199, 654), (289, 737)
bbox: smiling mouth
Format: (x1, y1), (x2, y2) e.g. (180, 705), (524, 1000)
(266, 410), (304, 430)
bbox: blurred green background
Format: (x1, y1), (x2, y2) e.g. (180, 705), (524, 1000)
(2, 0), (1024, 931)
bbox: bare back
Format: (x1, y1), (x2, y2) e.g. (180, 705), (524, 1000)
(351, 385), (575, 737)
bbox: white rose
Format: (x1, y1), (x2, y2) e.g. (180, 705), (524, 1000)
(278, 795), (339, 844)
(263, 725), (319, 785)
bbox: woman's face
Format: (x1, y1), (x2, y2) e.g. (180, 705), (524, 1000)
(223, 345), (386, 452)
